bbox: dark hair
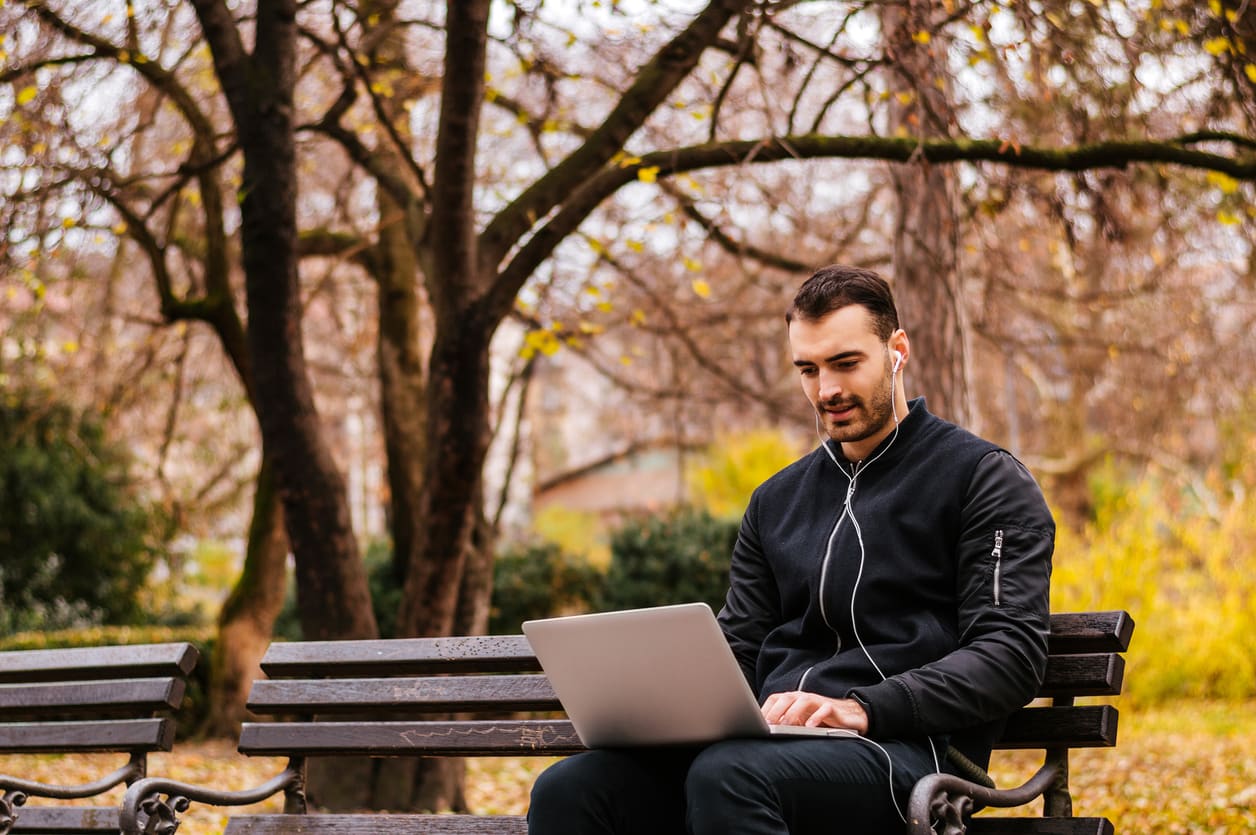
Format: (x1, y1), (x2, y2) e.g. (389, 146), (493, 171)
(785, 264), (900, 340)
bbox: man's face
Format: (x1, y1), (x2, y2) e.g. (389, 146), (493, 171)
(789, 305), (898, 459)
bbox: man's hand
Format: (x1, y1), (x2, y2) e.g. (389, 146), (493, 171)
(761, 691), (869, 735)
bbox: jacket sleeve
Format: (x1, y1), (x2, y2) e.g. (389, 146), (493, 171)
(717, 490), (781, 691)
(848, 450), (1054, 739)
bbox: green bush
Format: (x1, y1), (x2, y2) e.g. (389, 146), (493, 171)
(0, 393), (164, 634)
(490, 541), (603, 634)
(597, 507), (738, 613)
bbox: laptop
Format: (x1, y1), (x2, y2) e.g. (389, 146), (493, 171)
(522, 602), (858, 747)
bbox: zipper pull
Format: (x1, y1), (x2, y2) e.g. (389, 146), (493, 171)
(992, 530), (1004, 607)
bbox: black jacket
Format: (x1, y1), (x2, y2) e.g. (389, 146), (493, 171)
(718, 398), (1053, 760)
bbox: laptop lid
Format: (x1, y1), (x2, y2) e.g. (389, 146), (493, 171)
(523, 602), (855, 747)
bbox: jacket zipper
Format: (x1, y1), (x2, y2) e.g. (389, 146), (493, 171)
(992, 529), (1004, 607)
(800, 463), (858, 690)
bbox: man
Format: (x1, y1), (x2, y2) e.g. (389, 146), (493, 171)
(528, 265), (1054, 834)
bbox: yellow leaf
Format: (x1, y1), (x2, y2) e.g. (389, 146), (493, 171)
(1204, 37), (1231, 56)
(691, 279), (711, 299)
(524, 329), (561, 357)
(619, 355), (633, 366)
(596, 301), (613, 313)
(1208, 0), (1222, 13)
(683, 257), (703, 273)
(630, 309), (647, 326)
(637, 165), (660, 184)
(16, 85), (37, 105)
(1207, 171), (1239, 194)
(912, 30), (931, 45)
(896, 91), (915, 105)
(626, 240), (644, 252)
(62, 340), (79, 354)
(61, 217), (76, 229)
(1245, 64), (1256, 84)
(1217, 209), (1241, 225)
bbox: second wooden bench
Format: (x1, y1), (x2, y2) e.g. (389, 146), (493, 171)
(0, 642), (199, 834)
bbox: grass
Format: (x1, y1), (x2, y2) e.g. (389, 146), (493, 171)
(3, 700), (1254, 833)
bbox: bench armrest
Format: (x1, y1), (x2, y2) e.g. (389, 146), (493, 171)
(1, 758), (143, 800)
(3, 758), (144, 829)
(907, 761), (1060, 834)
(119, 764), (302, 835)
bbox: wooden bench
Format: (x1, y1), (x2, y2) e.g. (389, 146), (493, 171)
(119, 611), (1132, 835)
(0, 642), (200, 834)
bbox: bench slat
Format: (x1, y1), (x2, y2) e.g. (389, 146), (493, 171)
(8, 806), (120, 833)
(969, 818), (1114, 835)
(1046, 612), (1133, 655)
(259, 636), (540, 678)
(0, 678), (186, 716)
(0, 717), (174, 753)
(254, 612), (1130, 680)
(1040, 654), (1124, 698)
(225, 815), (528, 834)
(0, 643), (199, 684)
(245, 652), (1121, 716)
(238, 719), (584, 757)
(996, 705), (1118, 749)
(240, 705), (1116, 758)
(247, 674), (558, 715)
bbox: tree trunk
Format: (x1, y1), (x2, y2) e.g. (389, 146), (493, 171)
(203, 455), (288, 738)
(190, 0), (377, 641)
(397, 321), (493, 639)
(884, 2), (971, 426)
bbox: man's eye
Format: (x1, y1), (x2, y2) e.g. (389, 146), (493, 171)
(800, 367), (817, 377)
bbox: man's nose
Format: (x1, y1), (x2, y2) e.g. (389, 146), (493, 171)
(818, 371), (842, 402)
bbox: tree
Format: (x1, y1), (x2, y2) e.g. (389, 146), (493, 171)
(4, 0), (1255, 810)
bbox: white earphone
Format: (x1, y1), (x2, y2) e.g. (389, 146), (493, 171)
(892, 350), (903, 374)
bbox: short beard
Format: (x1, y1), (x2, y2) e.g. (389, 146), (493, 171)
(819, 358), (896, 444)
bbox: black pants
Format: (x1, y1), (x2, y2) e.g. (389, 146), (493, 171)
(527, 736), (938, 834)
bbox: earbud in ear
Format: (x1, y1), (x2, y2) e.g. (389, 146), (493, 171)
(892, 350), (904, 373)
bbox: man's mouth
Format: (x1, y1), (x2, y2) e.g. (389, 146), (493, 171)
(822, 402), (858, 420)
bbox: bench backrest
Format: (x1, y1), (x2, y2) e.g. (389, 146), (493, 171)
(239, 611), (1132, 759)
(0, 642), (200, 832)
